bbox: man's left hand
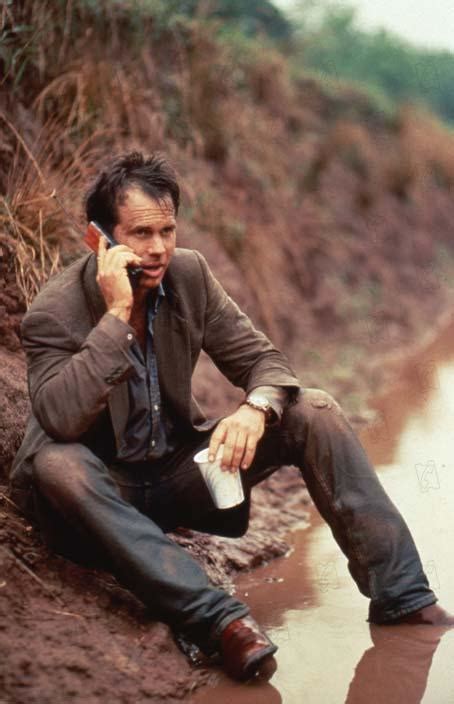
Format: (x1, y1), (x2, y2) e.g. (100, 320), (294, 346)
(208, 405), (266, 472)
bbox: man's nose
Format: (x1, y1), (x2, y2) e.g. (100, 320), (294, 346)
(147, 235), (166, 256)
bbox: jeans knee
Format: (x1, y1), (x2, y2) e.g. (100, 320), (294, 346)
(303, 387), (340, 407)
(33, 443), (97, 499)
(282, 388), (344, 435)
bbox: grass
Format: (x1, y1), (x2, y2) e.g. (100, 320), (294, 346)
(0, 107), (97, 305)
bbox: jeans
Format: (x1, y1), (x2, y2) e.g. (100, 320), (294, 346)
(31, 388), (436, 649)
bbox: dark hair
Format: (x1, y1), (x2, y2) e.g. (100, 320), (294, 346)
(84, 151), (180, 233)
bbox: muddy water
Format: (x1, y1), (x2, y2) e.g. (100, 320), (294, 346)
(193, 326), (454, 704)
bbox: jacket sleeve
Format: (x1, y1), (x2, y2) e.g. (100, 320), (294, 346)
(195, 251), (301, 401)
(21, 311), (136, 442)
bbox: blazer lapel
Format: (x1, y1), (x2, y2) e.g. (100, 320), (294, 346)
(82, 254), (130, 448)
(154, 289), (192, 425)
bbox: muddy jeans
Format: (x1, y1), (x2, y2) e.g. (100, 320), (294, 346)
(31, 388), (436, 649)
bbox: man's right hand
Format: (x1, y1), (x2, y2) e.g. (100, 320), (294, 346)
(96, 236), (142, 323)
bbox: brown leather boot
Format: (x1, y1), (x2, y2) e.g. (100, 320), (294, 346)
(220, 616), (278, 681)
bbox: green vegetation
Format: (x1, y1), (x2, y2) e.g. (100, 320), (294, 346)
(289, 0), (454, 125)
(178, 0), (292, 40)
(76, 0), (292, 40)
(4, 0), (453, 126)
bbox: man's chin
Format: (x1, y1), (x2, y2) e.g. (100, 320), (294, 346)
(136, 267), (166, 288)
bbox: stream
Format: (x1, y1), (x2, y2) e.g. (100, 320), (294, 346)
(193, 323), (454, 703)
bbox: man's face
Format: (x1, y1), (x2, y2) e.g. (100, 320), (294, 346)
(113, 187), (177, 291)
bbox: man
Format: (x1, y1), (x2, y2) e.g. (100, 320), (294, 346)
(10, 152), (454, 683)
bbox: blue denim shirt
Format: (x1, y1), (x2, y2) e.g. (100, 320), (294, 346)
(116, 284), (173, 462)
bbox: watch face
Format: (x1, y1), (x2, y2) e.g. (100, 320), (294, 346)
(245, 396), (276, 425)
(248, 395), (270, 410)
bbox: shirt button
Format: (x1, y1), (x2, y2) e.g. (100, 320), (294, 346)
(151, 440), (156, 448)
(153, 404), (159, 411)
(127, 333), (133, 341)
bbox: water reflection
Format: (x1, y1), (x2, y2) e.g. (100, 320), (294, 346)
(193, 326), (454, 703)
(193, 677), (283, 704)
(346, 625), (444, 704)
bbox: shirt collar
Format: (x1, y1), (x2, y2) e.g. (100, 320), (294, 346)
(156, 281), (166, 300)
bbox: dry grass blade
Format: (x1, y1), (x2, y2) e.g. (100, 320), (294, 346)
(0, 545), (61, 602)
(1, 195), (59, 305)
(0, 112), (46, 186)
(0, 108), (101, 305)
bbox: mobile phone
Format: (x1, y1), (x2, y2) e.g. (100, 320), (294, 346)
(84, 221), (116, 252)
(84, 221), (142, 277)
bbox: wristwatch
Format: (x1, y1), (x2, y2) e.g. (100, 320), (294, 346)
(243, 394), (276, 425)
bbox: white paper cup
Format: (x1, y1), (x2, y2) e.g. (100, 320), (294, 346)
(194, 445), (245, 510)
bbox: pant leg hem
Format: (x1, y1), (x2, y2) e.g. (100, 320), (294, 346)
(368, 593), (438, 624)
(194, 605), (250, 657)
(210, 605), (251, 640)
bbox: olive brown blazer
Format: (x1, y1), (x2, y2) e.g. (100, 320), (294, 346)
(10, 248), (300, 512)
